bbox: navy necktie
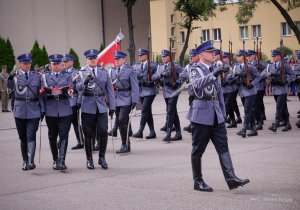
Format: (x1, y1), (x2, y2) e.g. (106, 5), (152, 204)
(92, 68), (95, 76)
(275, 63), (277, 69)
(25, 72), (28, 80)
(55, 74), (58, 78)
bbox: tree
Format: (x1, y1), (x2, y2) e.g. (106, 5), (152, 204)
(31, 40), (43, 68)
(122, 0), (137, 64)
(276, 45), (293, 56)
(0, 37), (6, 68)
(4, 38), (15, 72)
(40, 45), (50, 67)
(69, 48), (80, 69)
(99, 43), (105, 52)
(174, 0), (216, 66)
(233, 0), (300, 44)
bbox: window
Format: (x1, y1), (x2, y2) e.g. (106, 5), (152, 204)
(295, 21), (300, 31)
(252, 25), (261, 38)
(202, 29), (210, 42)
(171, 39), (175, 49)
(281, 22), (291, 36)
(171, 27), (175, 37)
(240, 26), (248, 39)
(180, 31), (185, 43)
(213, 28), (221, 41)
(171, 14), (174, 23)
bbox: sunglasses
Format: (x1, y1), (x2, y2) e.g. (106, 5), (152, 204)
(52, 63), (60, 65)
(114, 58), (120, 60)
(21, 62), (31, 65)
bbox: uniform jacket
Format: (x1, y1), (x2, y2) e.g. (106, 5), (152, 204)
(294, 64), (300, 93)
(228, 63), (261, 98)
(134, 61), (158, 97)
(186, 62), (226, 126)
(76, 66), (116, 114)
(41, 71), (72, 117)
(110, 64), (139, 107)
(65, 67), (79, 107)
(152, 62), (183, 98)
(12, 71), (42, 119)
(249, 59), (267, 91)
(261, 62), (295, 95)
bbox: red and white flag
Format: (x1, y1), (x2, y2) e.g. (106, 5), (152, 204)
(97, 32), (125, 70)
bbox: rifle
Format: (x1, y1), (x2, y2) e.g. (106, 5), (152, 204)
(253, 40), (256, 51)
(219, 39), (225, 84)
(281, 52), (285, 81)
(147, 38), (151, 82)
(243, 40), (251, 86)
(228, 41), (232, 66)
(256, 37), (261, 72)
(169, 38), (175, 85)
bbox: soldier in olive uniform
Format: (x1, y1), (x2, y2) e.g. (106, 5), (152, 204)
(152, 50), (183, 142)
(110, 51), (139, 154)
(10, 54), (42, 170)
(41, 54), (73, 171)
(187, 41), (249, 192)
(132, 48), (158, 139)
(0, 65), (10, 112)
(261, 50), (295, 132)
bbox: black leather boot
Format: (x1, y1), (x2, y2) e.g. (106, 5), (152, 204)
(108, 129), (118, 137)
(58, 138), (68, 171)
(219, 152), (250, 190)
(146, 128), (156, 139)
(225, 116), (231, 124)
(49, 139), (58, 170)
(227, 119), (237, 128)
(85, 138), (94, 169)
(71, 124), (84, 150)
(132, 125), (144, 138)
(163, 128), (172, 143)
(268, 120), (279, 132)
(282, 121), (292, 132)
(98, 135), (108, 169)
(71, 143), (84, 150)
(129, 124), (133, 137)
(116, 126), (130, 154)
(237, 128), (246, 138)
(256, 121), (263, 130)
(296, 119), (300, 128)
(27, 141), (36, 170)
(171, 127), (182, 141)
(183, 123), (192, 133)
(247, 127), (258, 137)
(93, 136), (100, 151)
(20, 142), (29, 171)
(160, 124), (167, 132)
(192, 157), (213, 192)
(236, 116), (242, 124)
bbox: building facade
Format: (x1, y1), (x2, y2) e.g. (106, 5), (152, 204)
(0, 0), (150, 65)
(150, 0), (300, 61)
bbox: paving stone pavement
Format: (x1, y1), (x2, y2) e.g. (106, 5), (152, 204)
(0, 92), (299, 210)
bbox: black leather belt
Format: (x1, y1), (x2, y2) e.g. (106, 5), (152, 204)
(15, 97), (38, 103)
(115, 87), (131, 92)
(195, 96), (218, 101)
(83, 92), (105, 97)
(47, 95), (68, 100)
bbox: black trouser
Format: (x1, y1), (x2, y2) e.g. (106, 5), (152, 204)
(274, 94), (289, 122)
(232, 89), (241, 118)
(224, 92), (235, 121)
(191, 116), (229, 159)
(15, 118), (39, 162)
(82, 111), (108, 159)
(255, 90), (265, 123)
(139, 95), (156, 129)
(115, 105), (132, 144)
(46, 115), (72, 162)
(164, 96), (180, 131)
(241, 95), (256, 129)
(71, 106), (83, 145)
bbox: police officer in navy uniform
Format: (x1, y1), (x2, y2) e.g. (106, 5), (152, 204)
(181, 49), (199, 133)
(132, 48), (158, 139)
(152, 50), (183, 142)
(187, 41), (250, 192)
(246, 50), (267, 130)
(221, 52), (237, 128)
(63, 54), (84, 150)
(10, 54), (42, 170)
(228, 50), (261, 138)
(41, 54), (73, 171)
(261, 50), (295, 132)
(110, 51), (139, 154)
(76, 49), (116, 169)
